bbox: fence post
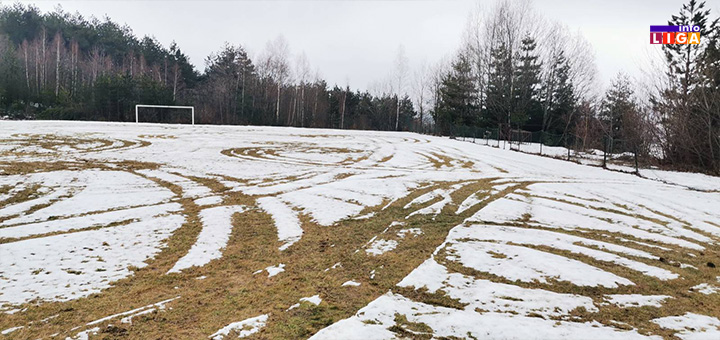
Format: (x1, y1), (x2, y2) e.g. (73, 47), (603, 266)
(634, 145), (639, 175)
(567, 136), (571, 161)
(602, 136), (608, 168)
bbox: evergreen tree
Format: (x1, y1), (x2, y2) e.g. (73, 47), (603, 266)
(655, 0), (720, 173)
(484, 42), (512, 131)
(664, 0), (718, 96)
(541, 49), (575, 139)
(513, 35), (543, 132)
(600, 74), (637, 143)
(435, 53), (478, 135)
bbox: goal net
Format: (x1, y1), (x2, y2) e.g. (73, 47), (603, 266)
(135, 105), (195, 125)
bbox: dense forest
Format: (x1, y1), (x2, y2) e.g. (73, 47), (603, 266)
(0, 1), (719, 173)
(0, 3), (416, 130)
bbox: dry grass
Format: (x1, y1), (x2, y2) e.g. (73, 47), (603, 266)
(2, 135), (718, 339)
(0, 134), (149, 158)
(0, 177), (503, 339)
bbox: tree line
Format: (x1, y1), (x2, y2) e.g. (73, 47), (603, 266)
(0, 3), (416, 130)
(0, 1), (719, 174)
(430, 0), (719, 174)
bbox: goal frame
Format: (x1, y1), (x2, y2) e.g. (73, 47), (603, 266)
(135, 104), (195, 125)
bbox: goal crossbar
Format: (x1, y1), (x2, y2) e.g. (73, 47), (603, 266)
(135, 104), (195, 125)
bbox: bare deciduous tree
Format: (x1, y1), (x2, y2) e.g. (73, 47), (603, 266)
(393, 44), (408, 130)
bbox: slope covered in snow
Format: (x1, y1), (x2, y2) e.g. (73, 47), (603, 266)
(0, 121), (718, 339)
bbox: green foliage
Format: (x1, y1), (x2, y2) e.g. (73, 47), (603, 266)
(655, 0), (720, 173)
(514, 35), (543, 131)
(600, 74), (636, 141)
(435, 53), (478, 135)
(541, 50), (575, 136)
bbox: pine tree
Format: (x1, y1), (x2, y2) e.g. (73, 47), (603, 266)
(435, 53), (478, 135)
(600, 74), (636, 143)
(513, 35), (542, 132)
(541, 50), (575, 138)
(484, 42), (512, 131)
(664, 0), (718, 96)
(656, 0), (720, 173)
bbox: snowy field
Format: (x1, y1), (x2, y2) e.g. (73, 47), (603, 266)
(0, 121), (719, 339)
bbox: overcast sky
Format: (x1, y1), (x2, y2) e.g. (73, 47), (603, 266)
(13, 0), (720, 92)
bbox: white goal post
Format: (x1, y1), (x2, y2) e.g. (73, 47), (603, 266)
(135, 104), (195, 125)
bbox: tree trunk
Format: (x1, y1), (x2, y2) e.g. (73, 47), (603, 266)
(23, 42), (30, 91)
(395, 96), (400, 131)
(313, 87), (319, 127)
(300, 85), (305, 127)
(275, 84), (281, 124)
(172, 63), (179, 101)
(55, 35), (60, 96)
(340, 90), (346, 129)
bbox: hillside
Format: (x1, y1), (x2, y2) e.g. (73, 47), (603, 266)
(0, 121), (719, 339)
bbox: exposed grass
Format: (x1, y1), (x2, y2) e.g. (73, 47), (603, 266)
(0, 177), (502, 339)
(138, 134), (177, 139)
(388, 313), (433, 339)
(0, 183), (42, 210)
(0, 134), (149, 157)
(434, 210), (720, 338)
(3, 135), (719, 339)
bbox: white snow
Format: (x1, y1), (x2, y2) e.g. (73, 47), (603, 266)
(2, 121), (720, 335)
(603, 294), (671, 308)
(397, 228), (423, 238)
(691, 283), (720, 295)
(120, 308), (156, 324)
(209, 314), (268, 339)
(311, 292), (658, 340)
(136, 169), (213, 198)
(652, 313), (720, 340)
(456, 190), (488, 214)
(86, 296), (180, 326)
(1, 326), (23, 335)
(0, 215), (184, 306)
(266, 264), (285, 278)
(256, 196), (303, 251)
(167, 205), (246, 273)
(300, 295), (322, 306)
(398, 258), (598, 318)
(0, 202), (182, 240)
(365, 239), (398, 256)
(342, 280), (361, 287)
(405, 184), (463, 218)
(2, 170), (175, 226)
(194, 196), (223, 206)
(448, 224), (677, 281)
(66, 326), (99, 340)
(446, 240), (634, 288)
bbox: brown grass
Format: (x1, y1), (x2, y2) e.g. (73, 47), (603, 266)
(3, 136), (718, 339)
(0, 178), (503, 339)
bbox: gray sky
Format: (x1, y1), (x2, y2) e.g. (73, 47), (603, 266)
(13, 0), (720, 92)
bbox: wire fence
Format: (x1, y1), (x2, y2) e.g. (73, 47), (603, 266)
(445, 124), (642, 173)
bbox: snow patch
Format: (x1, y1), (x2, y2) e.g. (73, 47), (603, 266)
(257, 196), (302, 251)
(365, 239), (398, 256)
(168, 205), (246, 273)
(209, 314), (268, 339)
(300, 295), (322, 306)
(652, 313), (720, 340)
(266, 264), (285, 277)
(691, 283), (719, 295)
(603, 294), (671, 308)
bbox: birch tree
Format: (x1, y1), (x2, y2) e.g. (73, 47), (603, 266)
(393, 44), (408, 130)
